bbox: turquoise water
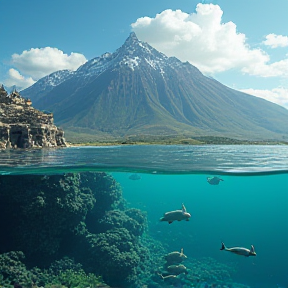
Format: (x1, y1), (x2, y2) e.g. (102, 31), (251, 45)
(113, 172), (288, 288)
(0, 145), (287, 288)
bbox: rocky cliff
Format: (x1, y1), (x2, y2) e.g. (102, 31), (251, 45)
(0, 85), (66, 149)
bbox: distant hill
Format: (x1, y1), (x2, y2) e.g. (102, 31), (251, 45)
(21, 32), (288, 142)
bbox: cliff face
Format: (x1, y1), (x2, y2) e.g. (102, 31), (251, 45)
(0, 85), (66, 149)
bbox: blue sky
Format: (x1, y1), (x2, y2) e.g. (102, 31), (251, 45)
(0, 0), (288, 109)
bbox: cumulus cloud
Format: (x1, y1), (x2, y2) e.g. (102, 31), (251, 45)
(11, 47), (87, 80)
(131, 4), (288, 78)
(242, 58), (288, 78)
(4, 68), (35, 90)
(2, 47), (87, 90)
(240, 87), (288, 110)
(263, 34), (288, 48)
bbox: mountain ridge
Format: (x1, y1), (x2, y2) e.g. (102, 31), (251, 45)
(21, 32), (288, 141)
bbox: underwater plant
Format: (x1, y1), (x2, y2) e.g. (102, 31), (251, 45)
(0, 253), (107, 288)
(0, 251), (32, 287)
(0, 173), (97, 265)
(84, 227), (147, 287)
(91, 208), (147, 236)
(0, 172), (163, 288)
(53, 269), (104, 288)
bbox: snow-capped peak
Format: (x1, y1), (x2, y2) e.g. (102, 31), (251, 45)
(72, 32), (169, 78)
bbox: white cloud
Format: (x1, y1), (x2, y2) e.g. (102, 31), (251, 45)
(242, 58), (288, 78)
(240, 87), (288, 110)
(4, 68), (35, 90)
(131, 4), (288, 78)
(11, 47), (87, 80)
(263, 34), (288, 48)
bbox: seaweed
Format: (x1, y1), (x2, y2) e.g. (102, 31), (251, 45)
(0, 172), (158, 288)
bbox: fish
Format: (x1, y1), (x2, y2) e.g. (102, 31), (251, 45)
(166, 264), (188, 275)
(128, 173), (141, 180)
(165, 248), (187, 264)
(157, 273), (178, 280)
(160, 203), (191, 224)
(220, 242), (256, 257)
(207, 176), (224, 185)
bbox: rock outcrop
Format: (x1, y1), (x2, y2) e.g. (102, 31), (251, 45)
(0, 85), (66, 149)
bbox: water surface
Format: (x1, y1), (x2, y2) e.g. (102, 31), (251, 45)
(0, 145), (287, 288)
(0, 145), (287, 175)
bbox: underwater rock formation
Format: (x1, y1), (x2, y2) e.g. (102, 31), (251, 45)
(0, 85), (66, 149)
(0, 252), (106, 288)
(185, 257), (236, 286)
(85, 228), (149, 287)
(82, 172), (124, 219)
(94, 208), (147, 236)
(0, 251), (28, 286)
(83, 195), (149, 286)
(0, 172), (122, 260)
(0, 173), (96, 263)
(0, 171), (159, 288)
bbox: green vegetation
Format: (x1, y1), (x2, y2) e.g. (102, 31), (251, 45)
(65, 131), (288, 146)
(0, 252), (104, 288)
(193, 136), (288, 145)
(0, 172), (160, 288)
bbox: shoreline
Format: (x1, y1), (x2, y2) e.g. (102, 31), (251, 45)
(64, 132), (288, 147)
(67, 139), (288, 147)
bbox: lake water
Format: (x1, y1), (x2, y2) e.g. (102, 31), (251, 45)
(0, 145), (287, 288)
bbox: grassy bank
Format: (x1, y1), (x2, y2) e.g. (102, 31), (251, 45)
(65, 133), (288, 146)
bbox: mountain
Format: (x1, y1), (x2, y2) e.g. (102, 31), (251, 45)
(3, 84), (17, 93)
(22, 69), (74, 104)
(21, 32), (288, 141)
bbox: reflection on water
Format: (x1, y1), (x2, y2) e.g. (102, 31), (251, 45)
(0, 145), (288, 175)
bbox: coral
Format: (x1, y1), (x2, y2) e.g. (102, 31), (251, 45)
(93, 208), (147, 236)
(53, 269), (103, 288)
(184, 257), (236, 286)
(0, 253), (107, 288)
(0, 173), (97, 265)
(85, 227), (149, 287)
(0, 172), (122, 263)
(80, 172), (123, 213)
(124, 208), (147, 235)
(0, 171), (164, 288)
(48, 257), (83, 276)
(0, 251), (31, 287)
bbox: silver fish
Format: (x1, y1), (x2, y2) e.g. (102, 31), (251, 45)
(220, 242), (256, 257)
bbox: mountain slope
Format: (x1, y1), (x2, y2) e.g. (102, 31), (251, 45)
(21, 32), (288, 141)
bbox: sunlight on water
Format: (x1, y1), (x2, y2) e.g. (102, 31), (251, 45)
(0, 145), (288, 175)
